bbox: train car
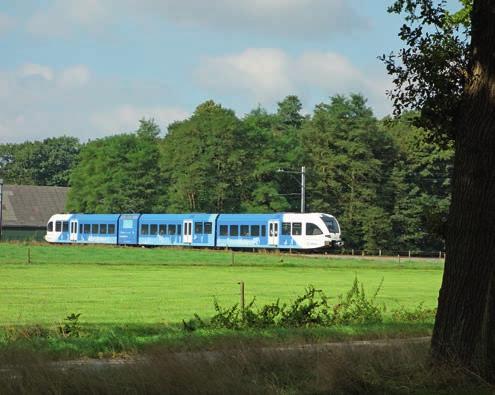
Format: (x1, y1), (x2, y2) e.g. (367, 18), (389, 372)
(45, 212), (342, 250)
(138, 213), (218, 247)
(215, 213), (341, 250)
(45, 214), (120, 244)
(215, 213), (278, 249)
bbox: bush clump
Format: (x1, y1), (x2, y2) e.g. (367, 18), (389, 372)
(183, 277), (385, 331)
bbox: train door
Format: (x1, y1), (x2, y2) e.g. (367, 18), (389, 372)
(268, 220), (279, 246)
(69, 220), (78, 241)
(183, 220), (193, 244)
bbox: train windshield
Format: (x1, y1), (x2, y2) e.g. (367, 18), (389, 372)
(321, 216), (339, 233)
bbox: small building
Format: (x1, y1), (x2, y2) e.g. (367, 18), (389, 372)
(1, 184), (69, 241)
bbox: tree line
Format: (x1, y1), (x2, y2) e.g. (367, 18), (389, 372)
(0, 94), (452, 251)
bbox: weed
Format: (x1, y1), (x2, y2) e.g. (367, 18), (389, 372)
(331, 277), (385, 325)
(392, 302), (437, 322)
(58, 313), (82, 338)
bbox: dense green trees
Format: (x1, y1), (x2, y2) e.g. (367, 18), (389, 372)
(66, 120), (162, 213)
(1, 95), (452, 253)
(302, 94), (397, 250)
(161, 101), (248, 212)
(0, 136), (80, 186)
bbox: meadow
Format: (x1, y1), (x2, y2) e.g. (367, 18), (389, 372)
(0, 243), (443, 326)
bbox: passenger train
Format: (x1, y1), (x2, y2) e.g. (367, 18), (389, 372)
(45, 213), (343, 250)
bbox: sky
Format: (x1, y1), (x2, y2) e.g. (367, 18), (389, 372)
(0, 0), (460, 143)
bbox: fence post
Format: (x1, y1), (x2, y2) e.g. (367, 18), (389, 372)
(439, 251), (442, 259)
(352, 249), (354, 256)
(398, 254), (401, 264)
(379, 249), (382, 257)
(238, 281), (245, 321)
(231, 250), (235, 265)
(28, 247), (31, 264)
(361, 250), (365, 256)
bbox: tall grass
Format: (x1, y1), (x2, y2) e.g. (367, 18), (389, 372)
(0, 342), (492, 394)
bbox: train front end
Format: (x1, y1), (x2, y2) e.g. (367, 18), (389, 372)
(44, 214), (72, 243)
(319, 213), (343, 249)
(280, 213), (343, 250)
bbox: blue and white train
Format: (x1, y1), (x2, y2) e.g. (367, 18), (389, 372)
(45, 213), (343, 250)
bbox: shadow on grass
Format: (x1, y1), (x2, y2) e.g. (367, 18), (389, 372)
(0, 341), (492, 394)
(0, 321), (436, 360)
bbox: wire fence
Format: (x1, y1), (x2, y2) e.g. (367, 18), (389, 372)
(332, 248), (446, 259)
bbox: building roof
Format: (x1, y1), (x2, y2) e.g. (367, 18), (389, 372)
(1, 184), (69, 228)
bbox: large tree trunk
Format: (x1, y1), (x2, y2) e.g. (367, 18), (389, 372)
(431, 0), (495, 379)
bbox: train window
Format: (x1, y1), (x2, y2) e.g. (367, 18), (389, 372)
(48, 222), (53, 232)
(168, 224), (176, 235)
(251, 225), (260, 236)
(79, 224), (83, 233)
(204, 222), (212, 234)
(100, 224), (107, 234)
(282, 223), (291, 235)
(141, 224), (149, 235)
(261, 225), (266, 237)
(292, 223), (302, 235)
(84, 224), (90, 234)
(55, 221), (61, 232)
(230, 225), (239, 236)
(159, 225), (166, 235)
(92, 224), (99, 234)
(150, 224), (158, 235)
(220, 225), (228, 236)
(123, 219), (133, 229)
(321, 216), (339, 233)
(177, 224), (181, 235)
(62, 222), (69, 232)
(306, 223), (323, 235)
(240, 225), (250, 236)
(195, 222), (203, 234)
(108, 224), (115, 234)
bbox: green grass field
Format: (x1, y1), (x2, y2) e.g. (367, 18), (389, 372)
(0, 243), (443, 326)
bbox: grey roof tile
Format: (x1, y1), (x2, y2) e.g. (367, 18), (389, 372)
(1, 185), (69, 227)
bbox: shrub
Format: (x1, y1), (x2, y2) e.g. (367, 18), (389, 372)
(392, 302), (437, 323)
(183, 278), (385, 331)
(331, 277), (384, 325)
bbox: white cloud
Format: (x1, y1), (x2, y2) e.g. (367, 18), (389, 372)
(0, 64), (188, 143)
(0, 12), (15, 36)
(197, 49), (294, 103)
(57, 65), (91, 88)
(26, 0), (109, 36)
(19, 63), (54, 81)
(196, 48), (392, 116)
(90, 105), (189, 134)
(24, 0), (368, 39)
(131, 0), (370, 38)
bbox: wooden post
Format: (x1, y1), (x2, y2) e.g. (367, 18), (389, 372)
(439, 251), (442, 259)
(231, 250), (235, 265)
(352, 249), (354, 256)
(28, 248), (31, 264)
(238, 281), (245, 321)
(379, 249), (382, 257)
(361, 250), (365, 256)
(398, 254), (401, 264)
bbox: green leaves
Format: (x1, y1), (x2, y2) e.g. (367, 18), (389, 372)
(0, 136), (80, 186)
(66, 120), (162, 213)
